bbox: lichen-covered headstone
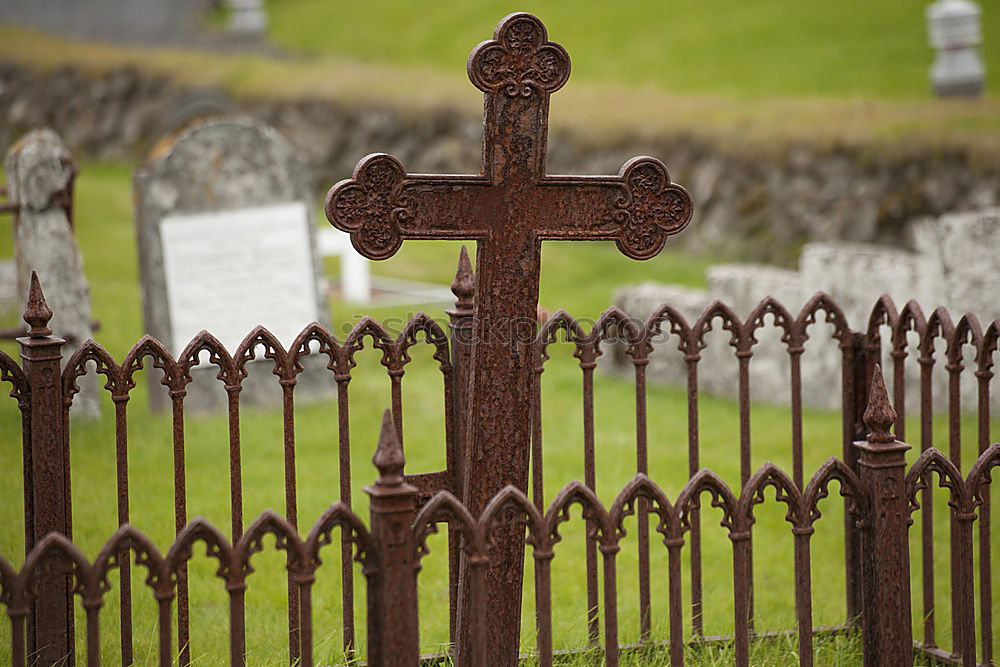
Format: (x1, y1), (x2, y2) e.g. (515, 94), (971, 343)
(134, 117), (331, 411)
(914, 207), (1000, 321)
(610, 224), (998, 414)
(4, 129), (99, 417)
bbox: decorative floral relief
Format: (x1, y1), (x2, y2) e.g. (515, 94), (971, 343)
(468, 13), (570, 97)
(614, 157), (693, 260)
(325, 153), (411, 260)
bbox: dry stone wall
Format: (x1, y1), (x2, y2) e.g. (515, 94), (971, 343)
(2, 62), (999, 264)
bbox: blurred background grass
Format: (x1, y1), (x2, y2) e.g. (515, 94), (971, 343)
(265, 0), (999, 100)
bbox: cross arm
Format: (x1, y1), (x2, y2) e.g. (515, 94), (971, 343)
(325, 153), (492, 260)
(535, 157), (693, 260)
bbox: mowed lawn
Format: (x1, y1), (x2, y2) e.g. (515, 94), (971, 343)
(0, 164), (995, 664)
(267, 0), (1000, 100)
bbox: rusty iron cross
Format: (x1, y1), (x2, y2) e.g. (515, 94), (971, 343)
(325, 12), (692, 664)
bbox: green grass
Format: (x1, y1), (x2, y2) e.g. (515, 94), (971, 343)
(266, 0), (1000, 101)
(0, 163), (996, 664)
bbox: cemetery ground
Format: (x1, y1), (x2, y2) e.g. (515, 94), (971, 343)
(0, 163), (996, 665)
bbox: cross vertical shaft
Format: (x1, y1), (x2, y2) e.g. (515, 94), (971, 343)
(456, 64), (557, 664)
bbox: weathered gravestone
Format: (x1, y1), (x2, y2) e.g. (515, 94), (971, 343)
(913, 206), (1000, 318)
(610, 211), (1000, 413)
(4, 128), (100, 417)
(325, 13), (693, 664)
(135, 117), (332, 411)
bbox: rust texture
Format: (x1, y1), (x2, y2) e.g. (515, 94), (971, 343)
(324, 14), (692, 660)
(4, 221), (998, 667)
(366, 410), (420, 666)
(3, 274), (1000, 665)
(17, 273), (73, 664)
(54, 305), (458, 664)
(5, 227), (1000, 667)
(855, 366), (912, 666)
(5, 382), (997, 666)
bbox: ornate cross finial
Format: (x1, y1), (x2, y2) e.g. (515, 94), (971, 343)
(23, 271), (53, 337)
(325, 153), (410, 260)
(373, 409), (405, 486)
(467, 13), (570, 98)
(614, 157), (693, 259)
(864, 364), (897, 444)
(450, 245), (475, 310)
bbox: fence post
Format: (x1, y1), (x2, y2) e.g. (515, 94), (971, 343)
(366, 409), (420, 667)
(17, 272), (73, 663)
(855, 365), (912, 666)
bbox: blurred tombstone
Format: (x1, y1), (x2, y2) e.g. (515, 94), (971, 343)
(927, 0), (986, 97)
(134, 117), (332, 412)
(610, 223), (999, 414)
(4, 129), (100, 417)
(913, 207), (1000, 320)
(227, 0), (268, 34)
(0, 0), (209, 44)
(317, 228), (372, 302)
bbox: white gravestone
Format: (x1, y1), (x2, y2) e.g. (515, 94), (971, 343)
(161, 202), (319, 355)
(317, 227), (372, 303)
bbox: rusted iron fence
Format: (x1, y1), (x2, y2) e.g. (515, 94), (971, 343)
(1, 268), (999, 666)
(3, 270), (469, 666)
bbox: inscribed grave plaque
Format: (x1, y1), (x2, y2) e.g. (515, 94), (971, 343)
(160, 202), (318, 356)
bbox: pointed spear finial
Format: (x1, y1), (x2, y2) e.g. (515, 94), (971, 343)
(450, 245), (475, 311)
(863, 364), (897, 444)
(373, 409), (405, 486)
(23, 271), (53, 337)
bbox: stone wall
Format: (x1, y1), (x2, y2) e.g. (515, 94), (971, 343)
(2, 61), (999, 264)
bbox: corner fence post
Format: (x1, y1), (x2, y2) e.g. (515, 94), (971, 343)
(366, 410), (420, 667)
(855, 365), (912, 666)
(17, 272), (73, 664)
